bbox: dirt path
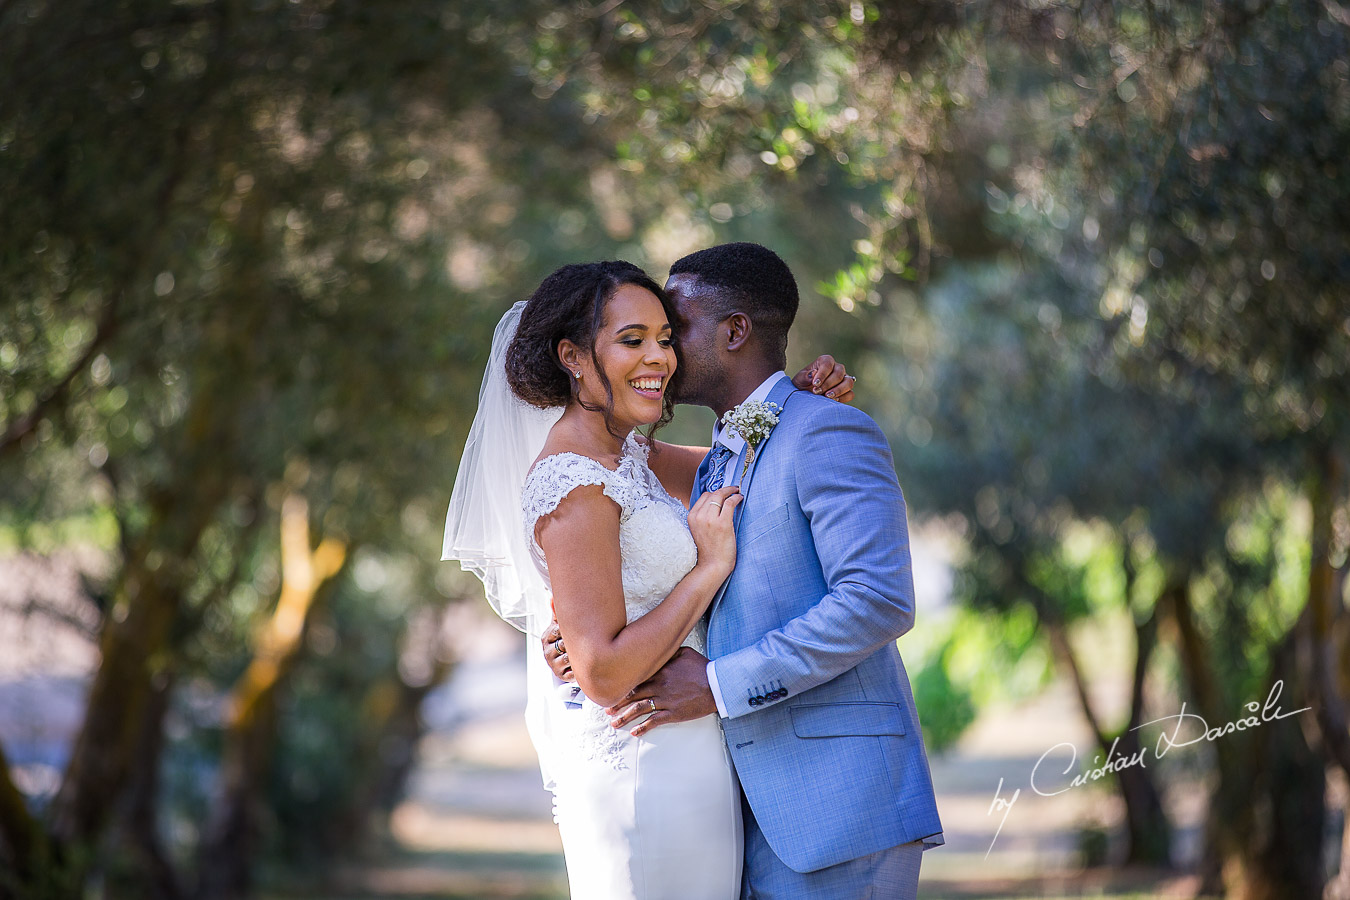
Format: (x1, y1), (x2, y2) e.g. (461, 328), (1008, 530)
(0, 548), (1192, 898)
(344, 612), (1192, 899)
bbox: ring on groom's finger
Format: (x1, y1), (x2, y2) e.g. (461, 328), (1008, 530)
(709, 502), (722, 510)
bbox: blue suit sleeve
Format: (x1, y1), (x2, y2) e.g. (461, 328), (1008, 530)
(712, 402), (917, 719)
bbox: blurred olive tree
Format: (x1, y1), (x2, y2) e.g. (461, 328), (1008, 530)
(3, 1), (1347, 899)
(0, 1), (637, 896)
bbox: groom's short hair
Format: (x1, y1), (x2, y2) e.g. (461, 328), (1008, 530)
(669, 242), (799, 363)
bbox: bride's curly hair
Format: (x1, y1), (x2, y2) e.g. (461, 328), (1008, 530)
(506, 261), (680, 439)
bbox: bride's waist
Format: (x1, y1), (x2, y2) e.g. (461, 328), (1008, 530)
(554, 687), (717, 729)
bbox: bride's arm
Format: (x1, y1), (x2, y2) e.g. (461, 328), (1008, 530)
(537, 484), (741, 708)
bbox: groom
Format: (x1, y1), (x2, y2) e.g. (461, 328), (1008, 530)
(552, 242), (942, 897)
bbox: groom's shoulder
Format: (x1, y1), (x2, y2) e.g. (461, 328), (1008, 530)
(780, 388), (884, 436)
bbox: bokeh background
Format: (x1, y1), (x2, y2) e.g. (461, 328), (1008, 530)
(2, 1), (1347, 898)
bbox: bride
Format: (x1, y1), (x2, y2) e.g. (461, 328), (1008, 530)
(443, 260), (851, 899)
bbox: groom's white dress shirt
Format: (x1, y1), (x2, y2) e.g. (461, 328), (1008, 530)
(703, 370), (790, 718)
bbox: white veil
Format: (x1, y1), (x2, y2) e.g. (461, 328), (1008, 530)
(442, 300), (566, 791)
(442, 300), (561, 638)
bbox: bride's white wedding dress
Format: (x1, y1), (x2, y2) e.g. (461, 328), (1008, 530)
(521, 432), (743, 900)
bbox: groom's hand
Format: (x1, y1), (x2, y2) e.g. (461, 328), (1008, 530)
(606, 647), (716, 737)
(791, 354), (857, 403)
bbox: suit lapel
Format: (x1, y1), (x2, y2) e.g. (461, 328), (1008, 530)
(709, 378), (800, 626)
(730, 377), (798, 526)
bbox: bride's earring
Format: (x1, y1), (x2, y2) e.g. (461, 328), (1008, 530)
(573, 371), (582, 379)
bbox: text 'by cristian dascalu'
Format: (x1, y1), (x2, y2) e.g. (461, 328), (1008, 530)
(983, 679), (1310, 858)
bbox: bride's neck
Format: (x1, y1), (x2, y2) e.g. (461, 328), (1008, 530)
(556, 402), (629, 459)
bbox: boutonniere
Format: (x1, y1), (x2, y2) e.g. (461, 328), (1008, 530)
(721, 399), (781, 478)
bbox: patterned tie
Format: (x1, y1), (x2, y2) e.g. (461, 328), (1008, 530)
(703, 443), (734, 493)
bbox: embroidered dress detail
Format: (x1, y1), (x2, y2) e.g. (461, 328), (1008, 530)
(521, 432), (705, 770)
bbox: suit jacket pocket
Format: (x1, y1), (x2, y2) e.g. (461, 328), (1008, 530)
(790, 702), (907, 738)
(740, 501), (790, 546)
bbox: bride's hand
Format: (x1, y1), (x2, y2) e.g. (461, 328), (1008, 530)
(688, 485), (741, 576)
(791, 354), (857, 403)
(542, 620), (575, 683)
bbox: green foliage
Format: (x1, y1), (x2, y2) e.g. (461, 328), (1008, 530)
(1, 0), (1346, 891)
(910, 648), (975, 755)
(908, 604), (1053, 754)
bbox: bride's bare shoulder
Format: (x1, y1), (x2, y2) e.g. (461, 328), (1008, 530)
(531, 438), (615, 473)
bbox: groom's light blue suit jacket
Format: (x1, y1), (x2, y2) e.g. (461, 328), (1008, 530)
(691, 377), (942, 874)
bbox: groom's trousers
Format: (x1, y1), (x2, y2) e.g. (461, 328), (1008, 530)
(739, 792), (923, 899)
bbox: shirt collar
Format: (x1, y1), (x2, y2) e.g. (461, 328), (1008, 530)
(711, 370), (789, 452)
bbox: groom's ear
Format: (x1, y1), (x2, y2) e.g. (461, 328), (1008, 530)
(725, 312), (752, 352)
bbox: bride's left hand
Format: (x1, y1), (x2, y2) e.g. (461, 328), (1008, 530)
(791, 354), (856, 403)
(542, 620), (575, 683)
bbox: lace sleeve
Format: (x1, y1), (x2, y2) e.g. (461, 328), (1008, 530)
(521, 453), (642, 547)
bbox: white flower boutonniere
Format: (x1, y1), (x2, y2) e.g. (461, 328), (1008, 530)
(721, 399), (781, 478)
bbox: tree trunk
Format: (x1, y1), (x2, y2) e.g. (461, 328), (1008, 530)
(1163, 578), (1237, 895)
(48, 469), (228, 857)
(108, 673), (185, 900)
(1169, 579), (1328, 899)
(48, 176), (269, 879)
(1307, 446), (1350, 777)
(1044, 613), (1172, 865)
(195, 687), (278, 900)
(1326, 809), (1350, 900)
(197, 494), (348, 900)
(1237, 638), (1326, 900)
(1118, 601), (1171, 865)
(0, 738), (52, 889)
(328, 661), (452, 858)
(1299, 444), (1350, 900)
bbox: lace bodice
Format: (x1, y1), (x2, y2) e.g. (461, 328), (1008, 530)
(521, 432), (703, 653)
(521, 432), (705, 769)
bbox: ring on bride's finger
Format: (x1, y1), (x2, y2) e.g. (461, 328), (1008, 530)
(647, 698), (658, 714)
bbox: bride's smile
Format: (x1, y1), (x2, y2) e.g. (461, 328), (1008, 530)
(628, 376), (664, 397)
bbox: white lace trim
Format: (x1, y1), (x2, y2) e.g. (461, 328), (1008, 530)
(521, 435), (646, 533)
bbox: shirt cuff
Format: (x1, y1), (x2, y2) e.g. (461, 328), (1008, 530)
(706, 659), (730, 718)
